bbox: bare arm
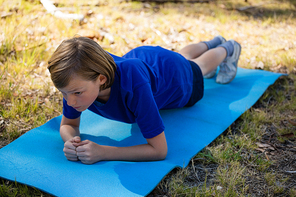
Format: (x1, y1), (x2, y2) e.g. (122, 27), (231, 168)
(60, 115), (80, 142)
(75, 131), (168, 164)
(60, 115), (168, 164)
(60, 115), (81, 161)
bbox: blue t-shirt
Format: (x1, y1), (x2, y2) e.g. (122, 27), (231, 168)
(63, 46), (193, 138)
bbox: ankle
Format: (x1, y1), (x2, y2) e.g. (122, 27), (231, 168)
(217, 41), (234, 57)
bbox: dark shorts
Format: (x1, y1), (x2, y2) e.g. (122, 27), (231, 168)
(185, 60), (204, 107)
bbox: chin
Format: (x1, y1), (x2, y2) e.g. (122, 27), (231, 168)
(75, 108), (86, 112)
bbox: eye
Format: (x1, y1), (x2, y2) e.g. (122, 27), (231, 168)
(74, 92), (82, 95)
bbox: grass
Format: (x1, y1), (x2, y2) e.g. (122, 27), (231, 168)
(0, 0), (296, 196)
(0, 179), (50, 197)
(155, 74), (296, 196)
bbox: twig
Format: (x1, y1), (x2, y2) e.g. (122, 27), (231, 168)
(132, 0), (212, 3)
(6, 42), (47, 56)
(16, 42), (47, 52)
(40, 0), (84, 21)
(264, 152), (269, 161)
(285, 171), (296, 174)
(236, 3), (266, 11)
(236, 1), (278, 13)
(191, 159), (200, 181)
(1, 12), (13, 19)
(266, 95), (273, 106)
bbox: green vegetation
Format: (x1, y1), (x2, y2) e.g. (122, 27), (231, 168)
(0, 0), (295, 196)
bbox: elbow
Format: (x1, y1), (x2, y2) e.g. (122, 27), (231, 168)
(159, 152), (167, 160)
(156, 147), (168, 160)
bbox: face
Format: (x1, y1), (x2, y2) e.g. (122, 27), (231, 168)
(58, 74), (108, 112)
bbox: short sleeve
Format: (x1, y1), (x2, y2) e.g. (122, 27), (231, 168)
(62, 98), (82, 119)
(127, 83), (165, 139)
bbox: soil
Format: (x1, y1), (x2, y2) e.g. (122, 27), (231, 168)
(0, 75), (295, 196)
(0, 116), (7, 149)
(243, 75), (296, 196)
(149, 74), (296, 196)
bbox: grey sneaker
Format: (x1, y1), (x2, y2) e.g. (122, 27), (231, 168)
(204, 35), (227, 79)
(216, 40), (241, 84)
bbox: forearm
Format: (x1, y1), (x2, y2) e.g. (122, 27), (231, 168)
(102, 143), (167, 161)
(102, 132), (167, 161)
(60, 124), (80, 142)
(76, 131), (167, 164)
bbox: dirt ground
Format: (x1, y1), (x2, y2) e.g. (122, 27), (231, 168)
(0, 1), (296, 196)
(149, 73), (296, 196)
(0, 69), (295, 197)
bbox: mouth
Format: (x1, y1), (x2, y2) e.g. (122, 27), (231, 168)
(73, 106), (81, 110)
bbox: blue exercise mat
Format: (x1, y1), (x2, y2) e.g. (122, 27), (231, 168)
(0, 68), (282, 197)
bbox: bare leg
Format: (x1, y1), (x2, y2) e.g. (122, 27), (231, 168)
(192, 47), (227, 76)
(179, 43), (227, 76)
(179, 43), (208, 60)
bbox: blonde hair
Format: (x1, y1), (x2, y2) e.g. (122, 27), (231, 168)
(47, 36), (116, 90)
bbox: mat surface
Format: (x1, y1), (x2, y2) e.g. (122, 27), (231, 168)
(0, 68), (282, 197)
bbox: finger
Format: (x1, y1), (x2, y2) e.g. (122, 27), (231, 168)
(64, 142), (76, 150)
(80, 160), (93, 165)
(72, 142), (81, 147)
(67, 157), (79, 161)
(64, 148), (77, 155)
(73, 136), (81, 143)
(76, 145), (90, 152)
(65, 154), (78, 158)
(64, 151), (77, 157)
(73, 140), (89, 147)
(78, 157), (93, 164)
(65, 153), (78, 160)
(76, 151), (87, 157)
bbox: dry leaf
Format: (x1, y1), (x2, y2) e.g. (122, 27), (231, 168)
(1, 12), (13, 18)
(256, 142), (271, 148)
(256, 142), (275, 150)
(288, 119), (296, 126)
(256, 61), (264, 69)
(77, 29), (101, 40)
(256, 148), (265, 153)
(44, 98), (51, 106)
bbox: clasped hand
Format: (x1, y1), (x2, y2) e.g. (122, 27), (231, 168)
(63, 136), (104, 164)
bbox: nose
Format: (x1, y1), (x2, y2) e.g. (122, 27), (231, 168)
(66, 95), (76, 107)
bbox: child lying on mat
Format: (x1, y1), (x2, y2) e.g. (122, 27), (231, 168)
(47, 36), (241, 164)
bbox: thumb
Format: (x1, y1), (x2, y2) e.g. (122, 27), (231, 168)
(73, 136), (81, 143)
(74, 140), (89, 147)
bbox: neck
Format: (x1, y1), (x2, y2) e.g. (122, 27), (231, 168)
(96, 87), (111, 103)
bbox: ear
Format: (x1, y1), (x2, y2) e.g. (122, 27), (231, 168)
(96, 74), (107, 85)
